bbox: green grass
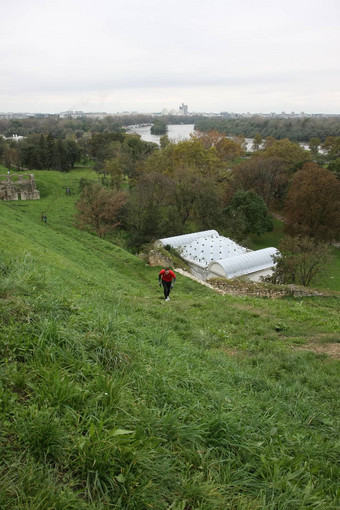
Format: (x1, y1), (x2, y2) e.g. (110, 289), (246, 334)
(248, 218), (285, 250)
(312, 246), (340, 291)
(1, 169), (340, 509)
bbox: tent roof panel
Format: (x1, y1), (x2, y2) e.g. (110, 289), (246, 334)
(208, 248), (278, 278)
(158, 230), (219, 249)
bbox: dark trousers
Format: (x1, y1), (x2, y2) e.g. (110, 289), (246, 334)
(162, 280), (172, 298)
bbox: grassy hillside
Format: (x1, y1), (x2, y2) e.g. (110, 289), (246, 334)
(0, 170), (339, 509)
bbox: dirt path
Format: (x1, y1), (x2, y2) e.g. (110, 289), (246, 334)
(292, 343), (340, 359)
(174, 268), (224, 293)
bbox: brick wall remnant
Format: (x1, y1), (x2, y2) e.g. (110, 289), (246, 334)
(0, 174), (40, 201)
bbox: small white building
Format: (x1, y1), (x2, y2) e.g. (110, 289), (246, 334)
(157, 230), (278, 282)
(4, 134), (24, 142)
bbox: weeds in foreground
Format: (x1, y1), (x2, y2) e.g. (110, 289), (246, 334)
(0, 200), (339, 508)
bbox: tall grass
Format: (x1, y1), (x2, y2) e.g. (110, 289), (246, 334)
(0, 170), (339, 509)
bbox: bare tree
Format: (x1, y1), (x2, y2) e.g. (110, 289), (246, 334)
(284, 163), (340, 241)
(267, 236), (334, 287)
(233, 157), (290, 207)
(75, 183), (127, 238)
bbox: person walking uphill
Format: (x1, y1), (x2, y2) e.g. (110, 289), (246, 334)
(159, 268), (176, 301)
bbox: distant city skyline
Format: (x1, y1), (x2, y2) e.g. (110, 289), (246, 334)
(1, 109), (339, 119)
(1, 0), (339, 115)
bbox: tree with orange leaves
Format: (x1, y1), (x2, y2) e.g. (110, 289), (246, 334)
(75, 182), (127, 239)
(190, 129), (244, 162)
(284, 163), (340, 241)
(190, 129), (225, 149)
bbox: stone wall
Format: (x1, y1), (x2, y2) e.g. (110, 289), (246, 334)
(0, 174), (40, 201)
(148, 248), (173, 268)
(208, 278), (330, 298)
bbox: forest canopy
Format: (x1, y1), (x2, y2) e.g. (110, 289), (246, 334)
(194, 116), (340, 142)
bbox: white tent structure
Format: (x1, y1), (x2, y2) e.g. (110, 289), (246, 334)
(157, 230), (278, 282)
(208, 247), (278, 280)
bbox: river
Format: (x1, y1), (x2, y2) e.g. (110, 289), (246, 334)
(126, 123), (195, 145)
(127, 123), (255, 150)
(127, 123), (311, 152)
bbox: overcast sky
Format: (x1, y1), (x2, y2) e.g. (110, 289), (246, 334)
(1, 0), (339, 114)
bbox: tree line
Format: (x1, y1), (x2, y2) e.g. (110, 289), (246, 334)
(0, 114), (203, 139)
(0, 130), (160, 174)
(194, 116), (340, 142)
(0, 134), (82, 172)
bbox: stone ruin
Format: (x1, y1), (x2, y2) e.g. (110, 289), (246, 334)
(0, 173), (40, 201)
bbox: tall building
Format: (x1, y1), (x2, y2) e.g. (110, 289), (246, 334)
(179, 103), (188, 115)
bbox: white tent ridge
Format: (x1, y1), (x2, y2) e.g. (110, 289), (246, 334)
(157, 230), (219, 251)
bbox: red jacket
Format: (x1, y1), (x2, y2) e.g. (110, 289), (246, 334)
(159, 269), (176, 282)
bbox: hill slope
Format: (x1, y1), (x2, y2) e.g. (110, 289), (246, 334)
(0, 171), (339, 509)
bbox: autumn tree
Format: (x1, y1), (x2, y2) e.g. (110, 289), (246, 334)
(215, 137), (244, 163)
(160, 134), (170, 149)
(171, 166), (200, 226)
(267, 236), (334, 287)
(88, 132), (157, 179)
(124, 173), (178, 246)
(171, 166), (219, 227)
(263, 136), (276, 149)
(232, 156), (290, 207)
(140, 142), (176, 175)
(284, 162), (340, 241)
(190, 130), (245, 162)
(321, 136), (340, 160)
(172, 139), (224, 177)
(75, 182), (127, 238)
(122, 135), (157, 178)
(261, 138), (310, 171)
(328, 158), (340, 179)
(308, 137), (321, 158)
(124, 163), (224, 245)
(141, 138), (226, 183)
(190, 129), (225, 149)
(194, 183), (224, 229)
(252, 133), (263, 151)
(89, 132), (125, 173)
(101, 159), (124, 190)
